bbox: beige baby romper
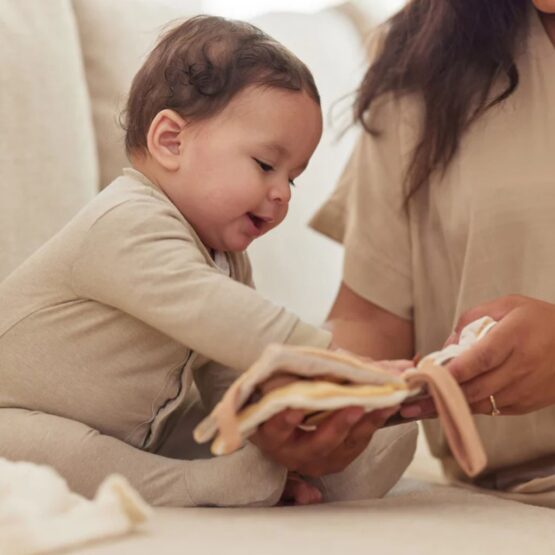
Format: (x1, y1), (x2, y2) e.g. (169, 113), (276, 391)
(0, 168), (415, 506)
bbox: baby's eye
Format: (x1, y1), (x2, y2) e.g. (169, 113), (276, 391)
(288, 179), (296, 188)
(254, 159), (274, 172)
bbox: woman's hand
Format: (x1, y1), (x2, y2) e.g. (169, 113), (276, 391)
(250, 357), (410, 478)
(251, 405), (398, 478)
(401, 295), (555, 418)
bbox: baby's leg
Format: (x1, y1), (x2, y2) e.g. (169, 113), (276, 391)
(309, 422), (418, 502)
(0, 408), (286, 507)
(156, 361), (241, 460)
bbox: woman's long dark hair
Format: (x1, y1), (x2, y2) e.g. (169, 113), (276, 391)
(356, 0), (530, 196)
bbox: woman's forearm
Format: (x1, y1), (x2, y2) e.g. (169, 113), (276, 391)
(325, 282), (414, 360)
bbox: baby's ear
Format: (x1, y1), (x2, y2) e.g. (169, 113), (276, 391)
(146, 109), (186, 171)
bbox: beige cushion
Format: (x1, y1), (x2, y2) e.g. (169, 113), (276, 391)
(71, 0), (201, 189)
(0, 0), (98, 281)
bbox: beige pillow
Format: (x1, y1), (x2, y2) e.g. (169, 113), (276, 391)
(0, 0), (98, 281)
(72, 0), (201, 189)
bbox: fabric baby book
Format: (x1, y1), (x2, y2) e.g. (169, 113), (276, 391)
(195, 318), (495, 477)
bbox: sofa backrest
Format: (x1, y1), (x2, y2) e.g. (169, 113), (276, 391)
(71, 0), (201, 190)
(0, 0), (98, 281)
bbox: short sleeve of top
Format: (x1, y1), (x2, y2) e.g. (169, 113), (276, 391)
(311, 95), (414, 320)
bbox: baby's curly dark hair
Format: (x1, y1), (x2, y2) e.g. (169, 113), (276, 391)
(123, 15), (320, 156)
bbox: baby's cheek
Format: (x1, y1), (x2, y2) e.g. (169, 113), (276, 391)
(276, 206), (289, 226)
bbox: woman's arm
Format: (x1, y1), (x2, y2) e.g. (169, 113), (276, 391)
(326, 282), (415, 360)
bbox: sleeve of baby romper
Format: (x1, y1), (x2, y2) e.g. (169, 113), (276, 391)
(0, 408), (286, 507)
(71, 201), (331, 373)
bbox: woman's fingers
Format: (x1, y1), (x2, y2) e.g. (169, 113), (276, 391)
(336, 407), (396, 451)
(400, 357), (515, 419)
(254, 404), (402, 477)
(460, 364), (515, 405)
(453, 295), (526, 334)
(252, 408), (304, 451)
(294, 407), (365, 460)
(339, 407), (394, 448)
(252, 406), (368, 473)
(400, 395), (435, 419)
(296, 407), (395, 476)
(469, 383), (521, 415)
(446, 321), (514, 384)
(445, 294), (526, 348)
(322, 407), (398, 474)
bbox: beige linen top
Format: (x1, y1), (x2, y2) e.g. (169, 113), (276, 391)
(311, 10), (555, 502)
(0, 168), (331, 452)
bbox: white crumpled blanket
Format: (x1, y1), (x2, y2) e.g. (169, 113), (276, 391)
(0, 457), (151, 555)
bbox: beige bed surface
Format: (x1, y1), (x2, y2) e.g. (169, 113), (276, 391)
(74, 479), (554, 555)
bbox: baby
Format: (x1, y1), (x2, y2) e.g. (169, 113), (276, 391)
(0, 16), (416, 507)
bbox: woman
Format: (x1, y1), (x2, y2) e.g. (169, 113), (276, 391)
(308, 0), (555, 507)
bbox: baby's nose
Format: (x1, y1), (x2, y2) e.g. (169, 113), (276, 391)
(269, 179), (292, 204)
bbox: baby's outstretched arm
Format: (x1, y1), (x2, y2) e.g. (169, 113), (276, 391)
(0, 408), (286, 507)
(70, 200), (330, 376)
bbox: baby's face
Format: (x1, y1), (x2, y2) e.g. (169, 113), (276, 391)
(163, 85), (322, 252)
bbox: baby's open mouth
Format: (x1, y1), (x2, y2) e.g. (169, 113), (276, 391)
(247, 212), (267, 230)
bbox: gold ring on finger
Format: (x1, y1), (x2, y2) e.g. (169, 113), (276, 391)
(489, 394), (501, 416)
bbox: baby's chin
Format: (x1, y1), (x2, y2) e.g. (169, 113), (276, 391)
(205, 234), (253, 254)
(205, 222), (276, 253)
(223, 236), (256, 253)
